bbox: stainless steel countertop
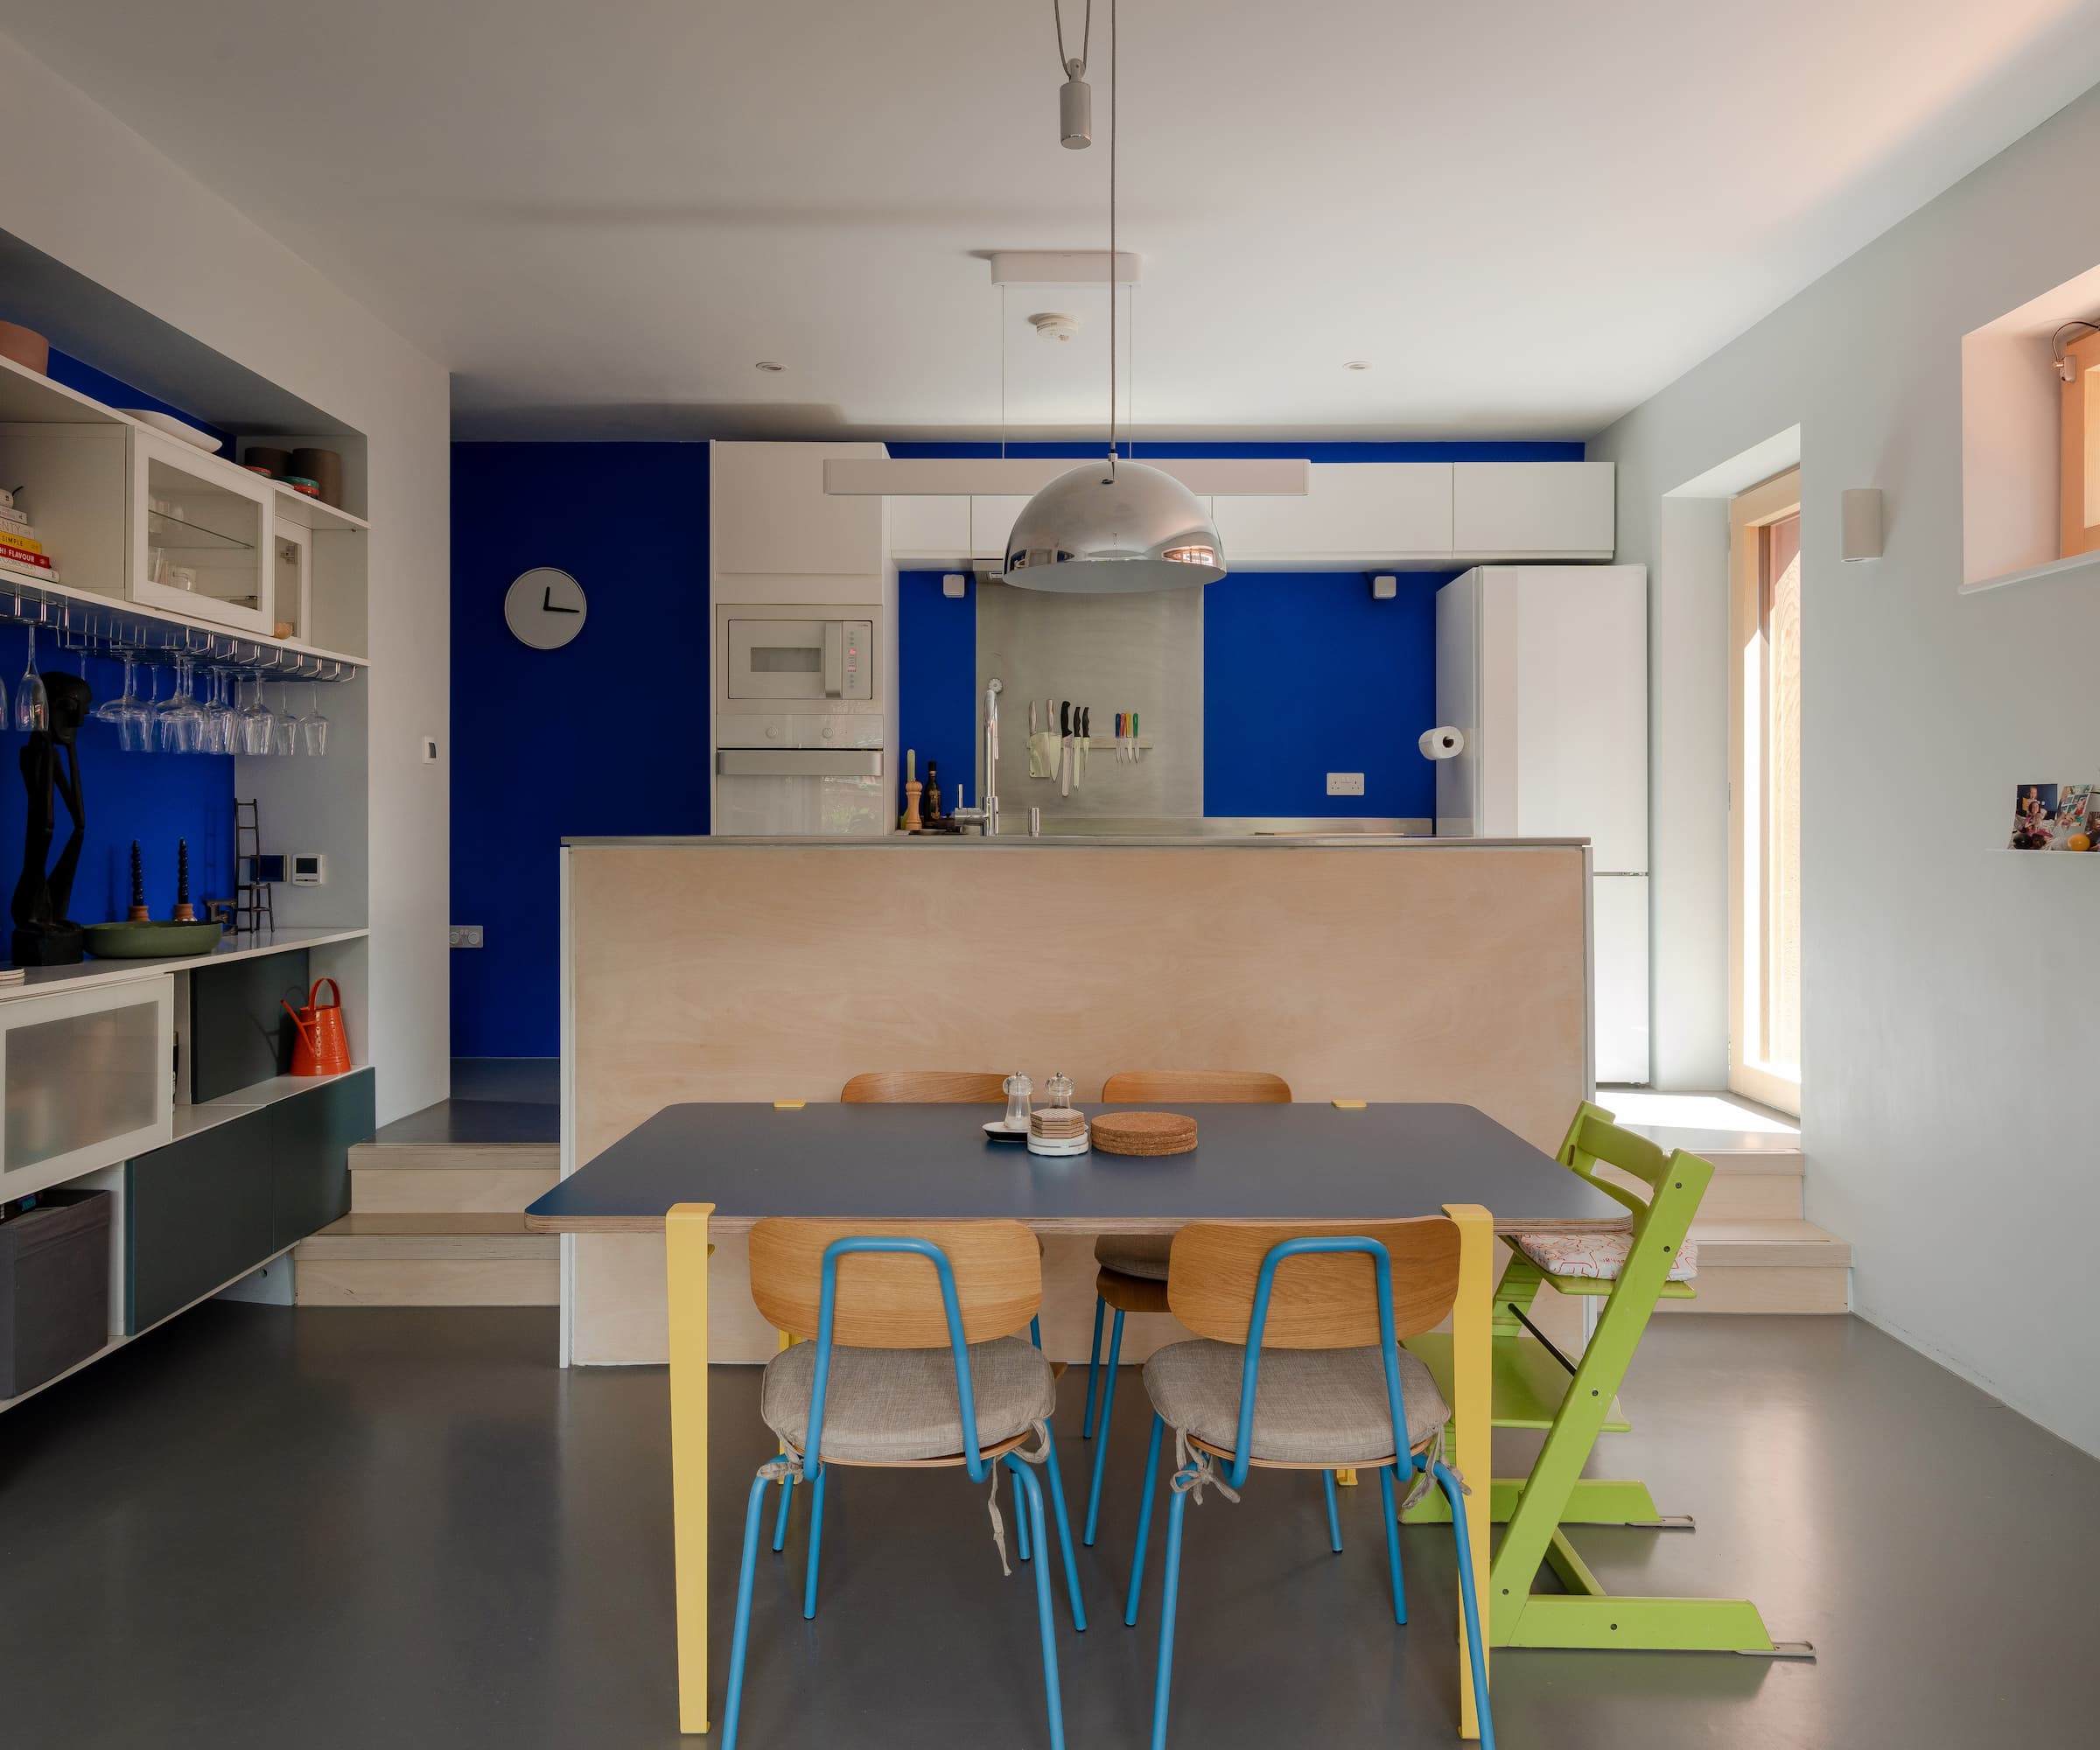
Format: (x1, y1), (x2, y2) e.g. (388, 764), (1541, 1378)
(562, 833), (1590, 850)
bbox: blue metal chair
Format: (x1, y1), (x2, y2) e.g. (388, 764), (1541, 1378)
(724, 1218), (1085, 1750)
(1122, 1219), (1496, 1750)
(1081, 1070), (1293, 1546)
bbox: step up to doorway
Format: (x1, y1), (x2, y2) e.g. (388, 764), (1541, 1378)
(303, 1096), (564, 1306)
(293, 1213), (559, 1306)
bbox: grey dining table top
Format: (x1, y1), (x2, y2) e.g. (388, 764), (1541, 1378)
(525, 1102), (1626, 1235)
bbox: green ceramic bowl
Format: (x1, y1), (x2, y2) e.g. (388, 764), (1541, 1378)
(82, 920), (228, 959)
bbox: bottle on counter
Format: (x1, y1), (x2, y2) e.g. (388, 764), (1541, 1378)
(923, 760), (942, 823)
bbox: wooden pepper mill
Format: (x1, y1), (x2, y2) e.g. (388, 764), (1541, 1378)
(171, 837), (196, 922)
(127, 840), (150, 922)
(900, 747), (923, 832)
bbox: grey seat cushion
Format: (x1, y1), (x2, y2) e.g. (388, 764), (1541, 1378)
(762, 1336), (1056, 1465)
(1142, 1339), (1451, 1466)
(1095, 1233), (1172, 1280)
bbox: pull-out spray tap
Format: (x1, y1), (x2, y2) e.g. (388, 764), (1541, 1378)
(982, 678), (1004, 836)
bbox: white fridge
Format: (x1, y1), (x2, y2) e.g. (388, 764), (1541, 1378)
(1434, 566), (1649, 1083)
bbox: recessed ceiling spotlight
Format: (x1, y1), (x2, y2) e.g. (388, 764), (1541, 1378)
(755, 360), (785, 373)
(1343, 360), (1371, 372)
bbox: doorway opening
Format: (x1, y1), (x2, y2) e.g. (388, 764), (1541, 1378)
(1728, 468), (1801, 1115)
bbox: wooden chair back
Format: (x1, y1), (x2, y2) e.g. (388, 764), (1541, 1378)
(750, 1217), (1041, 1347)
(1101, 1069), (1292, 1103)
(841, 1071), (1008, 1104)
(1167, 1218), (1460, 1348)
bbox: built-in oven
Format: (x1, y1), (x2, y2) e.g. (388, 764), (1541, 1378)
(713, 605), (887, 836)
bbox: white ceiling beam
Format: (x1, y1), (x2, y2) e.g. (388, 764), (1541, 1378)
(824, 456), (1307, 497)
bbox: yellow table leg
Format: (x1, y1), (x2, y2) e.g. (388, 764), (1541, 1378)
(1445, 1202), (1494, 1741)
(668, 1203), (715, 1734)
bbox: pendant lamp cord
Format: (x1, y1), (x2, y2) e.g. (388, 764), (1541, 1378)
(1107, 0), (1117, 478)
(1054, 0), (1090, 76)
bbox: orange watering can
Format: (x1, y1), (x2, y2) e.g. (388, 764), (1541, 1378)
(282, 977), (353, 1076)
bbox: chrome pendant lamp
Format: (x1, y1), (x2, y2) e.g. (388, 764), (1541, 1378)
(1006, 0), (1224, 594)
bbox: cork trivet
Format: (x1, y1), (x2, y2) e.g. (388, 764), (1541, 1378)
(1090, 1110), (1198, 1157)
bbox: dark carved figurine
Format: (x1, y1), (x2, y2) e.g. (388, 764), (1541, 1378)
(10, 670), (92, 967)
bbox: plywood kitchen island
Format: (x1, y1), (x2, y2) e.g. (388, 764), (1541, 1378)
(557, 834), (1593, 1364)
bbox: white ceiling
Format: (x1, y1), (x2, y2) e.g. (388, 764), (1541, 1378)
(5, 0), (2100, 441)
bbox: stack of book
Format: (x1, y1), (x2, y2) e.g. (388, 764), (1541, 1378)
(0, 487), (58, 584)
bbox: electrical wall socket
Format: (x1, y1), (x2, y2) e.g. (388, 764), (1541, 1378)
(449, 926), (485, 948)
(1326, 773), (1365, 796)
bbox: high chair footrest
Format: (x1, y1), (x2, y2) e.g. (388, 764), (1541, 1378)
(1404, 1331), (1633, 1433)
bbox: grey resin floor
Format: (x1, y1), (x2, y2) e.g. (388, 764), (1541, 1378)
(1, 1307), (2093, 1748)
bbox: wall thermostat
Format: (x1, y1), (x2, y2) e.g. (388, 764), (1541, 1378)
(290, 852), (326, 887)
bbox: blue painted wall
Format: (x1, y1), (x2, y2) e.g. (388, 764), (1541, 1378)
(1202, 569), (1450, 818)
(897, 570), (978, 806)
(450, 443), (710, 1058)
(0, 634), (234, 933)
(452, 438), (1577, 1054)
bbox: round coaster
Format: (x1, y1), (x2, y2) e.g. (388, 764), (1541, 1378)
(1090, 1110), (1198, 1157)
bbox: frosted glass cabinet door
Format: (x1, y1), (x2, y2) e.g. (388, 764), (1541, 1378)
(0, 979), (174, 1200)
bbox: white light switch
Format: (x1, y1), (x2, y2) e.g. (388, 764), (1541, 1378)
(1326, 773), (1365, 796)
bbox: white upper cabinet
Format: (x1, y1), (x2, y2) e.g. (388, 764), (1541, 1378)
(887, 494), (971, 567)
(1452, 461), (1614, 558)
(1213, 463), (1453, 565)
(711, 441), (886, 584)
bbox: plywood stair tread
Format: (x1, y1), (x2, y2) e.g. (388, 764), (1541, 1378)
(1687, 1217), (1851, 1269)
(348, 1139), (558, 1170)
(296, 1214), (556, 1262)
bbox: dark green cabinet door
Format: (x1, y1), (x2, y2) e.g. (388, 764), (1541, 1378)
(127, 1110), (275, 1333)
(270, 1069), (374, 1250)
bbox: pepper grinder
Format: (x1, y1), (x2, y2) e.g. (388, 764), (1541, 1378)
(1002, 1072), (1032, 1130)
(901, 747), (922, 832)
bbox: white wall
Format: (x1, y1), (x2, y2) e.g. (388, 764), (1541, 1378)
(1594, 84), (2100, 1454)
(0, 34), (451, 1124)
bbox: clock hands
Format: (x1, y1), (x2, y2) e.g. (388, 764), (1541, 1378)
(542, 585), (581, 614)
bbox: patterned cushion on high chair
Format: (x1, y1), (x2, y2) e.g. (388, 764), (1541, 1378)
(1512, 1228), (1698, 1283)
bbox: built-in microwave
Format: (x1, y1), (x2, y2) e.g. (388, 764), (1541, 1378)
(723, 614), (873, 703)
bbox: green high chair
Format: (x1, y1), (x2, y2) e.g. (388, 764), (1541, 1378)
(1402, 1101), (1810, 1657)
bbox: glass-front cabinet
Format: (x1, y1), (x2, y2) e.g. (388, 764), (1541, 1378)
(271, 520), (311, 644)
(127, 427), (273, 634)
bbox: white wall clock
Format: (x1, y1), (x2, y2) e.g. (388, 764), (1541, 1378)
(504, 567), (588, 649)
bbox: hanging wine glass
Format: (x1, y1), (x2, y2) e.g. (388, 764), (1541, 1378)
(212, 668), (241, 754)
(94, 649), (150, 752)
(240, 669), (275, 756)
(16, 623), (48, 732)
(134, 663), (164, 753)
(300, 681), (329, 757)
(158, 654), (206, 754)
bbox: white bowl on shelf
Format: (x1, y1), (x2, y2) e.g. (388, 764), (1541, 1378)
(122, 409), (222, 453)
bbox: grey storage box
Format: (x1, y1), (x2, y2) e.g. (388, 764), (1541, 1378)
(0, 1189), (112, 1397)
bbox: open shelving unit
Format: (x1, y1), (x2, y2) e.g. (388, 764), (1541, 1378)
(0, 278), (380, 1409)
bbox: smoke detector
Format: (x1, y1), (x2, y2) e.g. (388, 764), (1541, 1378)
(1029, 312), (1081, 343)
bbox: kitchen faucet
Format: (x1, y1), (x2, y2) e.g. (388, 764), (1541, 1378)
(981, 677), (1003, 836)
